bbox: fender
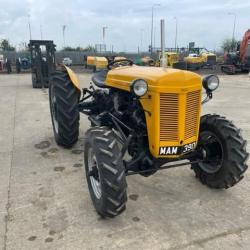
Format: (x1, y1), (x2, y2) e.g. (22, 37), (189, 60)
(62, 65), (81, 91)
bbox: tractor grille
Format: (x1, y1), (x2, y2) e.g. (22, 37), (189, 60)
(184, 90), (201, 140)
(160, 93), (179, 141)
(160, 90), (201, 142)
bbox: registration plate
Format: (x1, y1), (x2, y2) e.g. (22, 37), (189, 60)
(159, 142), (196, 156)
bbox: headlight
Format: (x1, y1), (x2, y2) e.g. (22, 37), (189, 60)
(202, 75), (219, 92)
(131, 79), (148, 97)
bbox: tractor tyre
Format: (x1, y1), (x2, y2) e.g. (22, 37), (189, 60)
(49, 70), (80, 148)
(191, 114), (249, 189)
(84, 127), (127, 218)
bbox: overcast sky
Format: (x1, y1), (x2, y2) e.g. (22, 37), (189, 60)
(0, 0), (249, 52)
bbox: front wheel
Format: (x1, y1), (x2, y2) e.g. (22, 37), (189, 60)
(84, 127), (127, 218)
(191, 114), (249, 189)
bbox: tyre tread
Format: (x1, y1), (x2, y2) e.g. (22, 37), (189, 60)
(49, 69), (80, 147)
(192, 114), (249, 189)
(84, 127), (127, 218)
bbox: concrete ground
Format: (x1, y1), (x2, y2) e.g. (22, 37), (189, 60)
(0, 72), (250, 250)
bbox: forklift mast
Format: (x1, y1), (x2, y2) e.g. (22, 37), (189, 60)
(28, 40), (56, 88)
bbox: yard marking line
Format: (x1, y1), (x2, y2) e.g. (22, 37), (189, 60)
(3, 77), (18, 250)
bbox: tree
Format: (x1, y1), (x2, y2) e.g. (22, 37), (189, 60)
(0, 39), (15, 51)
(221, 38), (238, 52)
(82, 45), (96, 52)
(61, 45), (96, 52)
(62, 46), (75, 51)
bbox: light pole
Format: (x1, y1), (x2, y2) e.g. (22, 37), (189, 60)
(160, 19), (166, 68)
(27, 14), (32, 40)
(62, 25), (66, 48)
(140, 29), (145, 52)
(153, 25), (156, 49)
(103, 26), (108, 51)
(174, 17), (178, 51)
(40, 25), (43, 40)
(150, 3), (160, 54)
(228, 12), (236, 50)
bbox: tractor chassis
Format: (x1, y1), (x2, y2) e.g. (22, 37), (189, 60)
(78, 87), (212, 177)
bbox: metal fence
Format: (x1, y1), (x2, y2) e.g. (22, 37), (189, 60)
(1, 51), (155, 65)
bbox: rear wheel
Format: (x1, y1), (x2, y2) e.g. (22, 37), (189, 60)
(191, 114), (249, 189)
(49, 70), (80, 147)
(84, 127), (127, 218)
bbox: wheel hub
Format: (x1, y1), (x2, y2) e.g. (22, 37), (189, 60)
(88, 148), (101, 199)
(51, 87), (59, 133)
(198, 131), (224, 174)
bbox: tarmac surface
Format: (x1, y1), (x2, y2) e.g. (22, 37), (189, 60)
(0, 72), (250, 250)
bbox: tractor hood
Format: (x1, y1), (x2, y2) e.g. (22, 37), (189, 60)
(105, 65), (202, 92)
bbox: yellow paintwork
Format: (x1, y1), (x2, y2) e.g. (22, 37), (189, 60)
(87, 56), (108, 69)
(166, 52), (179, 67)
(156, 52), (179, 67)
(200, 52), (217, 63)
(184, 55), (204, 64)
(105, 65), (202, 158)
(95, 57), (108, 69)
(87, 56), (95, 66)
(63, 65), (81, 91)
(184, 53), (216, 67)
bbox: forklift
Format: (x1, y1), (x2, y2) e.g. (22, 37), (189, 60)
(29, 40), (56, 88)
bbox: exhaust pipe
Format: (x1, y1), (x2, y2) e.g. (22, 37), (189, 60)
(160, 19), (167, 68)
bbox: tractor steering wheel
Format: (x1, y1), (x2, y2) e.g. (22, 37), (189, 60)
(107, 59), (134, 70)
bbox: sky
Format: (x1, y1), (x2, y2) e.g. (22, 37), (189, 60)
(0, 0), (249, 52)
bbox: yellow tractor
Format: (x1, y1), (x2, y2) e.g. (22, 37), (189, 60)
(184, 52), (217, 70)
(156, 52), (179, 67)
(49, 59), (249, 218)
(86, 56), (108, 72)
(166, 52), (179, 67)
(200, 52), (217, 68)
(184, 53), (204, 70)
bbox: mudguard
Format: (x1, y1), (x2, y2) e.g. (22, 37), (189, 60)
(62, 65), (81, 91)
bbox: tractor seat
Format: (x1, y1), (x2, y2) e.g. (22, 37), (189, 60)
(91, 70), (108, 88)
